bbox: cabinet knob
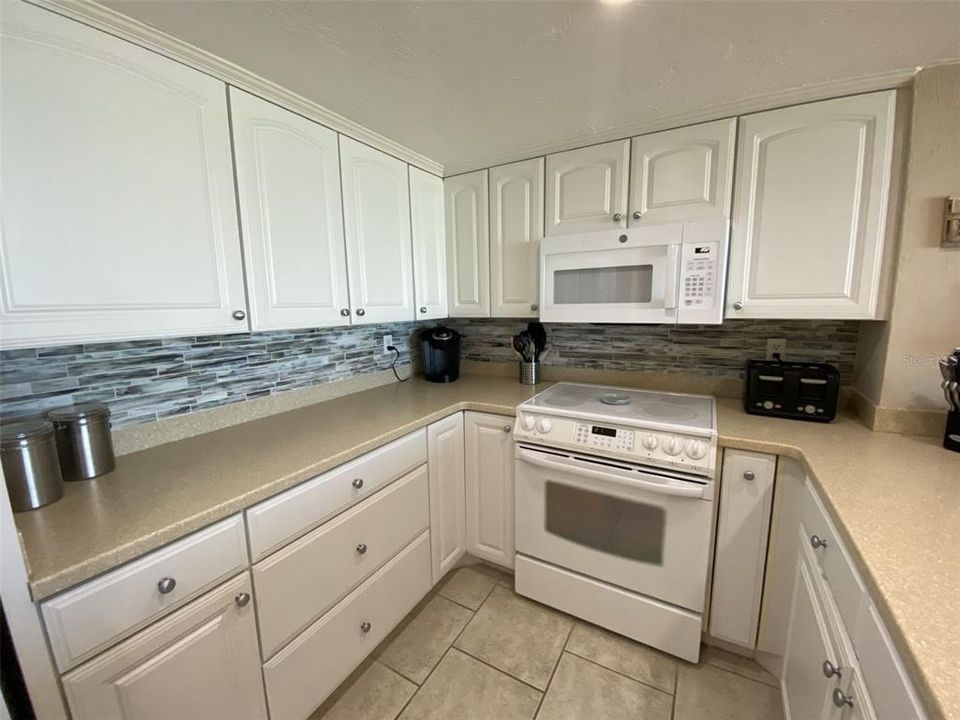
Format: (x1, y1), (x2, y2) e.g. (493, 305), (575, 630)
(360, 621), (372, 633)
(356, 308), (366, 317)
(742, 470), (755, 481)
(157, 577), (176, 594)
(810, 534), (828, 549)
(232, 310), (246, 321)
(530, 303), (538, 311)
(822, 660), (842, 679)
(235, 592), (251, 608)
(503, 425), (512, 433)
(612, 212), (623, 222)
(832, 689), (854, 709)
(732, 301), (744, 310)
(420, 306), (427, 314)
(352, 478), (364, 489)
(340, 308), (350, 317)
(356, 543), (368, 555)
(632, 210), (643, 220)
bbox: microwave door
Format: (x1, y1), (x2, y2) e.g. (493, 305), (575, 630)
(541, 244), (680, 324)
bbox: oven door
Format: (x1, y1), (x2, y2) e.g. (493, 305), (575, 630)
(539, 225), (681, 324)
(515, 444), (713, 612)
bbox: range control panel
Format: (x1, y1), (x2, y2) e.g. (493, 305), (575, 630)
(574, 423), (635, 452)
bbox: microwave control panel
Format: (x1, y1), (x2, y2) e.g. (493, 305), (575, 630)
(680, 242), (718, 309)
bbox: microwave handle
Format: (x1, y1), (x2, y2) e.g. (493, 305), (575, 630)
(516, 447), (705, 499)
(664, 244), (680, 310)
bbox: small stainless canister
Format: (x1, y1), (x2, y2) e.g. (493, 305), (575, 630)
(49, 403), (116, 481)
(1, 420), (64, 512)
(519, 361), (540, 386)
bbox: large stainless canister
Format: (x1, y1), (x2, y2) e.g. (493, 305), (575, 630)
(1, 420), (64, 512)
(49, 403), (116, 481)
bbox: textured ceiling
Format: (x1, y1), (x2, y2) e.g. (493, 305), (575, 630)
(102, 1), (960, 171)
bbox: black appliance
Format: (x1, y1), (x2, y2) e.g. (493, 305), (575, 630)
(744, 359), (840, 423)
(420, 326), (461, 383)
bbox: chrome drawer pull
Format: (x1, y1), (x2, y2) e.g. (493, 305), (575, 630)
(235, 592), (251, 608)
(742, 470), (755, 481)
(157, 577), (176, 594)
(352, 478), (364, 489)
(832, 689), (854, 708)
(356, 543), (368, 555)
(360, 621), (372, 633)
(822, 660), (841, 679)
(810, 534), (828, 549)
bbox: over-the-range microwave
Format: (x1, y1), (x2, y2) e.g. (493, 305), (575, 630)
(538, 218), (729, 325)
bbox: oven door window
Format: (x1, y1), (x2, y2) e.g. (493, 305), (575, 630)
(544, 481), (665, 564)
(553, 265), (654, 305)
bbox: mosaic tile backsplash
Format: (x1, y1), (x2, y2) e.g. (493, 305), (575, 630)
(0, 319), (859, 430)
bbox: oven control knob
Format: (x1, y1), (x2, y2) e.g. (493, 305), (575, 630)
(684, 439), (707, 460)
(642, 434), (659, 450)
(663, 437), (684, 456)
(536, 417), (553, 434)
(521, 414), (536, 431)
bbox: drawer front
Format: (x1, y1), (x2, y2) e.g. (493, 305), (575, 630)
(800, 480), (865, 633)
(42, 515), (247, 672)
(246, 429), (427, 560)
(254, 465), (429, 657)
(263, 530), (431, 720)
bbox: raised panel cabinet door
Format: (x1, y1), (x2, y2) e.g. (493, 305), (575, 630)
(229, 88), (350, 331)
(629, 118), (736, 225)
(463, 412), (515, 569)
(709, 449), (776, 648)
(445, 171), (490, 317)
(489, 158), (545, 317)
(409, 167), (448, 320)
(545, 139), (630, 236)
(727, 91), (896, 319)
(61, 573), (267, 720)
(339, 137), (415, 324)
(0, 3), (247, 348)
(427, 413), (466, 583)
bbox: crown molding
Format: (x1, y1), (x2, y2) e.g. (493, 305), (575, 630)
(442, 67), (920, 177)
(23, 0), (444, 177)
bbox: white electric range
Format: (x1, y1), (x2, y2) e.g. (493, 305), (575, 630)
(512, 382), (718, 662)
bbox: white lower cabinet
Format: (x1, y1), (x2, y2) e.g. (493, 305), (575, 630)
(428, 414), (466, 582)
(61, 573), (266, 720)
(463, 412), (515, 569)
(263, 531), (432, 720)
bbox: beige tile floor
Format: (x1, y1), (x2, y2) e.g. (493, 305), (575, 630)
(312, 565), (784, 720)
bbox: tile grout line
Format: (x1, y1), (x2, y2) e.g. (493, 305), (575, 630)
(562, 646), (677, 699)
(702, 660), (781, 690)
(530, 622), (576, 719)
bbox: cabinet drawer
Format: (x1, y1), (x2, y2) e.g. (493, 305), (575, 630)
(61, 572), (266, 720)
(800, 480), (866, 633)
(42, 515), (247, 672)
(246, 429), (427, 560)
(263, 531), (431, 720)
(254, 465), (430, 657)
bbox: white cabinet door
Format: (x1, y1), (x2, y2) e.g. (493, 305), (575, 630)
(409, 167), (448, 321)
(445, 171), (490, 317)
(62, 573), (267, 720)
(427, 413), (466, 583)
(709, 450), (776, 648)
(545, 140), (630, 236)
(230, 88), (350, 331)
(727, 92), (896, 319)
(0, 3), (247, 348)
(339, 137), (414, 324)
(464, 412), (515, 569)
(629, 119), (736, 225)
(489, 158), (544, 318)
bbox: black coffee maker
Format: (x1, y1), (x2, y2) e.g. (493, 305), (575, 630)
(420, 326), (461, 383)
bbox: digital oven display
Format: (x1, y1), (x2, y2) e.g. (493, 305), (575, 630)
(591, 426), (617, 437)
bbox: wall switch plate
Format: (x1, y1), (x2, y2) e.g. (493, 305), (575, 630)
(382, 334), (394, 354)
(767, 338), (787, 359)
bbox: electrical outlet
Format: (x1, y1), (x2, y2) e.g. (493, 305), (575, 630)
(382, 334), (394, 354)
(766, 338), (787, 359)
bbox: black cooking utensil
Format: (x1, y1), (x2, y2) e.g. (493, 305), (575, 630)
(527, 322), (547, 361)
(512, 334), (528, 362)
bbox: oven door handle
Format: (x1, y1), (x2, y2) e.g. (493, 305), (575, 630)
(517, 448), (706, 499)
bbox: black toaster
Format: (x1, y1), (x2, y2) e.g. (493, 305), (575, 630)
(744, 360), (840, 422)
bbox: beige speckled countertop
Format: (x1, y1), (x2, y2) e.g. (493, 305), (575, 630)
(15, 376), (959, 719)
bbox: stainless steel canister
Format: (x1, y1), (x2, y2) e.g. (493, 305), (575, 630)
(519, 361), (540, 386)
(1, 420), (64, 512)
(48, 403), (116, 480)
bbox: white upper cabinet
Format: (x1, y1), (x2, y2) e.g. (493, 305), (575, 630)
(409, 168), (448, 321)
(445, 171), (491, 317)
(489, 159), (545, 318)
(230, 89), (350, 331)
(629, 119), (736, 225)
(339, 137), (415, 324)
(727, 92), (896, 319)
(545, 140), (630, 236)
(0, 3), (247, 348)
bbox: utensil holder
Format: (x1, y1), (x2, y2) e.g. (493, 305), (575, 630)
(519, 361), (540, 386)
(945, 409), (960, 453)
